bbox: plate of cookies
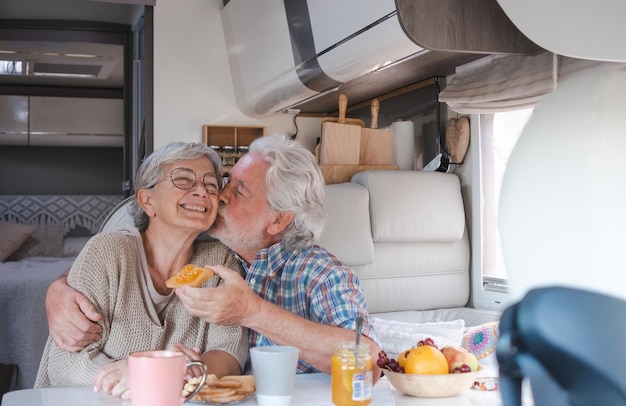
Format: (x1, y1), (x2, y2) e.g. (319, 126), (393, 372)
(184, 374), (255, 404)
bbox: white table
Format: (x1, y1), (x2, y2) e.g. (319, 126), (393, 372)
(1, 373), (531, 406)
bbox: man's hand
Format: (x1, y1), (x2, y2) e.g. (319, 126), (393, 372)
(93, 360), (130, 399)
(175, 265), (261, 326)
(46, 275), (102, 352)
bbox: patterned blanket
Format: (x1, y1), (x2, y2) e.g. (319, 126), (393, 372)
(0, 195), (124, 235)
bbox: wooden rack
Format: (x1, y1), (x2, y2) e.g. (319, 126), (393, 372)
(202, 125), (265, 173)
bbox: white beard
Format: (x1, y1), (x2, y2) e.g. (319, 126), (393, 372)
(209, 209), (268, 254)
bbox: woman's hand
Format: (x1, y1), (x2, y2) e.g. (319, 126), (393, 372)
(168, 344), (205, 378)
(93, 359), (130, 399)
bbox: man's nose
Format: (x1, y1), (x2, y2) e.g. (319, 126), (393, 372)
(218, 182), (232, 203)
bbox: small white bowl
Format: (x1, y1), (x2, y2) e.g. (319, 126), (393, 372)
(385, 366), (482, 398)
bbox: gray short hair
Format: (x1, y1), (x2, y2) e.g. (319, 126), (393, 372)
(249, 134), (325, 250)
(128, 142), (223, 230)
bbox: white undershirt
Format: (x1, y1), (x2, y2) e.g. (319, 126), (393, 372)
(122, 227), (175, 325)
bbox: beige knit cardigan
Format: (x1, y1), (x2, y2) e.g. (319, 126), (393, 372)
(35, 229), (248, 388)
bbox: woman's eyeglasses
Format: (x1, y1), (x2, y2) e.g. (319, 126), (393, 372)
(166, 167), (219, 195)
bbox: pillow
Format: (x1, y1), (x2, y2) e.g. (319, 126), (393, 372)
(373, 318), (465, 360)
(0, 221), (37, 262)
(62, 236), (91, 257)
(462, 322), (500, 368)
(7, 223), (65, 261)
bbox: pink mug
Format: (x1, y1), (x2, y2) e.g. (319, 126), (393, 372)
(128, 350), (207, 406)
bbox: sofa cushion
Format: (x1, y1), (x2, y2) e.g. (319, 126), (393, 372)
(361, 266), (470, 314)
(373, 317), (465, 360)
(8, 223), (65, 260)
(463, 321), (500, 368)
(373, 308), (501, 327)
(0, 221), (36, 262)
(352, 170), (465, 243)
(316, 183), (374, 266)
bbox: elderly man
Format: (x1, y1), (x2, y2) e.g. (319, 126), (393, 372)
(46, 135), (381, 378)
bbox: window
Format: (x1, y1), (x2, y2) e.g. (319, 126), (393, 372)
(0, 60), (23, 75)
(442, 53), (612, 311)
(472, 108), (533, 307)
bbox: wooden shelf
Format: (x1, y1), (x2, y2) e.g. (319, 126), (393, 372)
(202, 125), (265, 173)
(202, 125), (265, 148)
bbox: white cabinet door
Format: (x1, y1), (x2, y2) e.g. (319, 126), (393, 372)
(0, 95), (29, 146)
(29, 96), (124, 147)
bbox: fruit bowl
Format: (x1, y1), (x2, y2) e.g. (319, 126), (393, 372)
(384, 366), (482, 398)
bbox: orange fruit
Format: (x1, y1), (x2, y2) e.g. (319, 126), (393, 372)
(165, 264), (215, 288)
(397, 349), (411, 369)
(403, 345), (449, 375)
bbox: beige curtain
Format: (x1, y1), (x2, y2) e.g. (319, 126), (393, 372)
(439, 52), (623, 114)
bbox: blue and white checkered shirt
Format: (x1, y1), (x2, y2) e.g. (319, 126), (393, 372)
(241, 240), (377, 373)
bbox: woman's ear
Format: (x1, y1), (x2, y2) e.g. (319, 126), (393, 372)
(137, 189), (156, 217)
(267, 211), (295, 236)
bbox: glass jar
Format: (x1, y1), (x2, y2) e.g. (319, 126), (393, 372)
(223, 156), (237, 166)
(331, 342), (372, 406)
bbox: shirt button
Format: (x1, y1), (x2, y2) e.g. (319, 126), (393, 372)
(250, 278), (255, 285)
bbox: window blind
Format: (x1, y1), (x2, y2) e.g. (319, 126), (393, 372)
(439, 52), (623, 114)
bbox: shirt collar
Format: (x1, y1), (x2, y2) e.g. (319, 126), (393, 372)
(234, 240), (291, 276)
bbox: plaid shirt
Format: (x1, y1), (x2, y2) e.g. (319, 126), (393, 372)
(241, 240), (377, 373)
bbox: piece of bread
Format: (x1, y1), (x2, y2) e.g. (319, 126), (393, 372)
(221, 375), (255, 393)
(197, 387), (237, 398)
(187, 375), (255, 403)
(165, 264), (215, 288)
(202, 392), (249, 403)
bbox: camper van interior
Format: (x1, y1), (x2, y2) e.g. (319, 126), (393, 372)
(1, 0), (625, 405)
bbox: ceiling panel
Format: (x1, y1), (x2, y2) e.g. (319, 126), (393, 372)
(0, 0), (140, 89)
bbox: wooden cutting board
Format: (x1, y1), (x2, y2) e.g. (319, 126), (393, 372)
(320, 94), (362, 165)
(445, 115), (470, 164)
(360, 98), (394, 165)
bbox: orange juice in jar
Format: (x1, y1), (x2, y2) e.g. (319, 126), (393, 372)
(331, 343), (372, 406)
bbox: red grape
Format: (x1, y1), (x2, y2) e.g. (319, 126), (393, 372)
(452, 364), (472, 373)
(377, 351), (403, 373)
(417, 337), (438, 349)
(376, 357), (389, 368)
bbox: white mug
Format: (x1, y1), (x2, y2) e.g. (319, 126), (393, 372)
(250, 346), (300, 406)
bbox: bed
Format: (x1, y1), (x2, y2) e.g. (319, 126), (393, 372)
(0, 195), (124, 392)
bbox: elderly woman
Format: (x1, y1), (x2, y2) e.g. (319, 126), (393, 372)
(35, 142), (247, 398)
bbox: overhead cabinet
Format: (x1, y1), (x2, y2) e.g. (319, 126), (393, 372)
(221, 0), (541, 116)
(0, 96), (124, 147)
(0, 95), (29, 146)
(29, 97), (124, 147)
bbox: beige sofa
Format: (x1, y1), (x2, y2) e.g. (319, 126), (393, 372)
(316, 170), (500, 326)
